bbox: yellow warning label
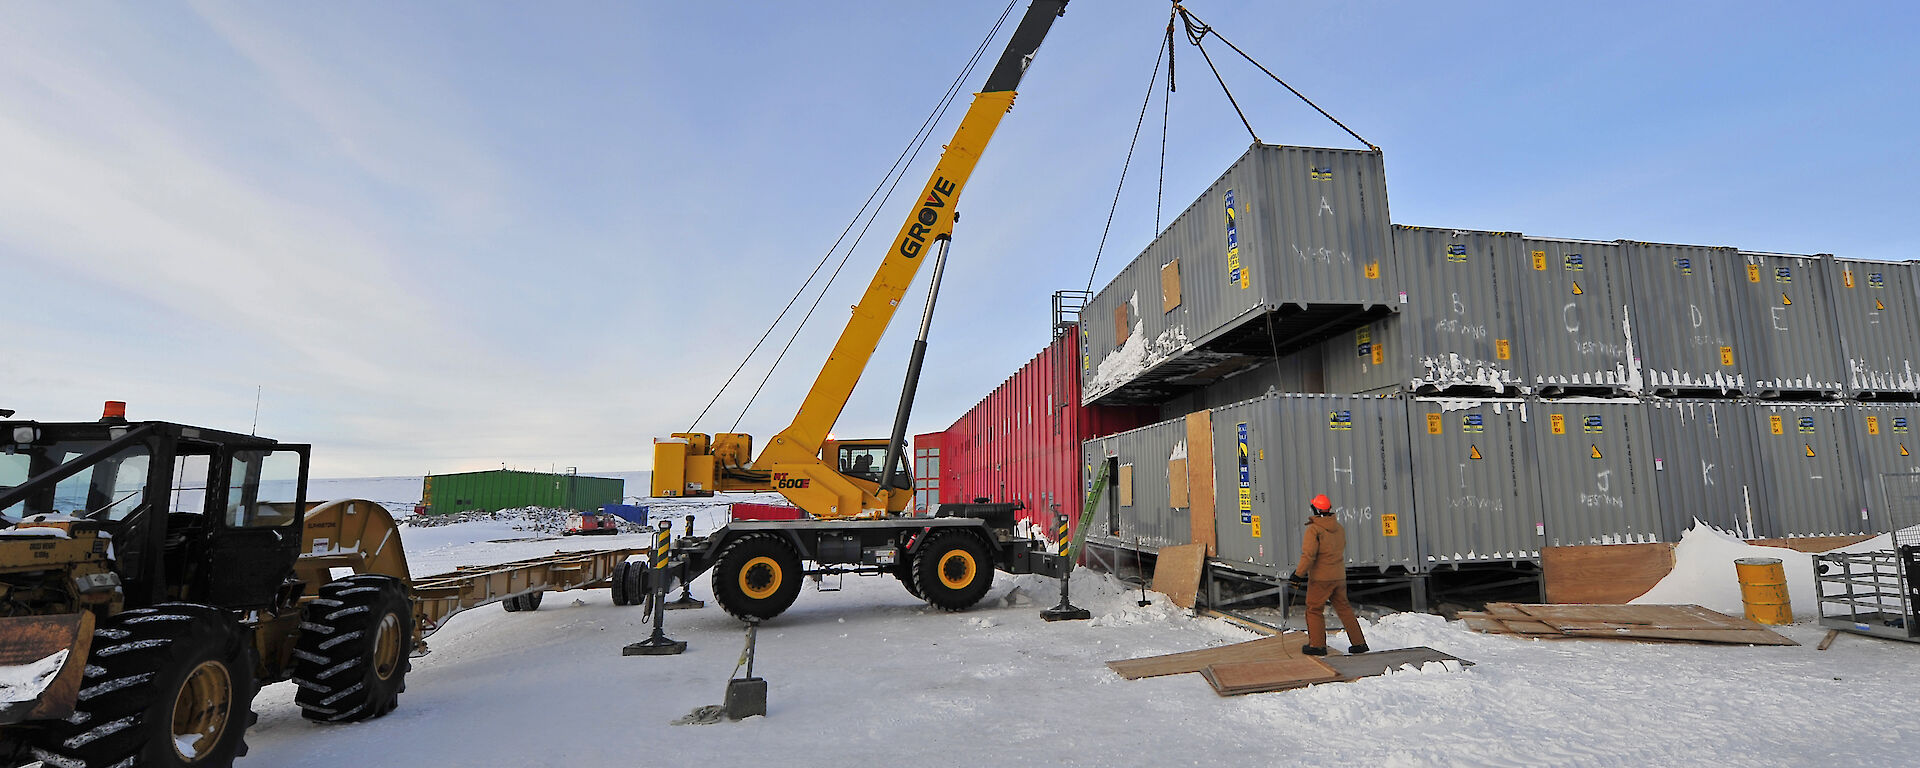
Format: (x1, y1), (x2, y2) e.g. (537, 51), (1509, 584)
(1571, 281), (1583, 296)
(1782, 293), (1792, 306)
(1495, 339), (1511, 360)
(1868, 416), (1881, 436)
(1590, 444), (1604, 460)
(1770, 415), (1784, 435)
(1365, 261), (1380, 280)
(1469, 445), (1483, 460)
(1876, 298), (1886, 311)
(1805, 444), (1817, 458)
(1426, 413), (1443, 435)
(1747, 264), (1761, 283)
(1371, 344), (1385, 366)
(1719, 346), (1735, 366)
(1845, 269), (1856, 288)
(1551, 414), (1566, 435)
(1902, 443), (1911, 457)
(1381, 513), (1399, 537)
(1532, 250), (1547, 271)
(1250, 515), (1263, 538)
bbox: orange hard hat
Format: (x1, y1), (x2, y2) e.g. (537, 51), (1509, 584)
(1310, 494), (1331, 511)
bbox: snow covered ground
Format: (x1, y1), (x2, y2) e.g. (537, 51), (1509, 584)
(242, 510), (1920, 767)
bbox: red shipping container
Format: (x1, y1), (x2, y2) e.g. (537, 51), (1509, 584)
(913, 329), (1157, 540)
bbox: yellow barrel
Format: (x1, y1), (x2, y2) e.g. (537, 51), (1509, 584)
(1734, 557), (1792, 625)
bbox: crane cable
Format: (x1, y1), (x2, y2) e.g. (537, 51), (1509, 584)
(1175, 4), (1376, 151)
(687, 0), (1022, 433)
(1079, 9), (1175, 298)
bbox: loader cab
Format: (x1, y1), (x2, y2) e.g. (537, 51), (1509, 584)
(0, 416), (309, 610)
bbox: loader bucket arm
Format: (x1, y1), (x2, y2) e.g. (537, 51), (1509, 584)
(296, 499), (412, 593)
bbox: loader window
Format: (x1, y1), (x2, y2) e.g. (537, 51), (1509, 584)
(226, 450), (301, 528)
(0, 441), (150, 521)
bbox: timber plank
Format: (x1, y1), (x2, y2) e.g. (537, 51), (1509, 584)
(1106, 635), (1304, 680)
(1202, 657), (1340, 696)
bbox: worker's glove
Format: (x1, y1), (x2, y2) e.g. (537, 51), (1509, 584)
(1287, 572), (1308, 589)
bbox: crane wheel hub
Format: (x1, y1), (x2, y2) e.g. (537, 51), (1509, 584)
(937, 550), (977, 590)
(739, 556), (784, 600)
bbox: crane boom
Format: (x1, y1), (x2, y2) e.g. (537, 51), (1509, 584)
(654, 1), (1068, 520)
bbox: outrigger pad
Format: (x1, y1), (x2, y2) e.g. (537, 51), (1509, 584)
(623, 637), (688, 656)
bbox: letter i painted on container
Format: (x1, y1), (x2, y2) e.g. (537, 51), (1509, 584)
(1237, 422), (1252, 522)
(1225, 189), (1247, 289)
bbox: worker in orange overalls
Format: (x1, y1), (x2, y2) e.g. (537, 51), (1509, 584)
(1288, 494), (1369, 656)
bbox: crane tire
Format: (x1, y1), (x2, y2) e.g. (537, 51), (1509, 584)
(711, 533), (803, 622)
(913, 530), (994, 611)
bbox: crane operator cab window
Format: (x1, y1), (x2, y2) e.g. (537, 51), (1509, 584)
(836, 443), (912, 489)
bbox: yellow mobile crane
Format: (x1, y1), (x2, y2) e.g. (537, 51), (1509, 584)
(646, 0), (1073, 621)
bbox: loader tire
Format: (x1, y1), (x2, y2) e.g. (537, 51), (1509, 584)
(611, 561), (632, 605)
(913, 529), (994, 611)
(31, 602), (257, 768)
(293, 575), (411, 723)
(711, 533), (803, 621)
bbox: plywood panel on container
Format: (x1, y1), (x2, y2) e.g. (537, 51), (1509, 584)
(1407, 398), (1540, 565)
(1529, 400), (1661, 547)
(1733, 252), (1845, 395)
(1829, 257), (1920, 395)
(1515, 239), (1636, 394)
(1186, 410), (1216, 555)
(1624, 242), (1748, 395)
(1161, 258), (1182, 312)
(1750, 402), (1866, 537)
(1645, 400), (1766, 540)
(1541, 543), (1676, 604)
(1392, 226), (1526, 393)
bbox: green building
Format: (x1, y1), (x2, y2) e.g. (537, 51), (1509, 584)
(422, 469), (624, 516)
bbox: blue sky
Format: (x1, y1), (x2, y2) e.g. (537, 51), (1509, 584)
(2, 1), (1913, 477)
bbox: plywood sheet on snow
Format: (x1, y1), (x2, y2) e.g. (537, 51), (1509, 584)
(1151, 542), (1206, 609)
(1201, 657), (1339, 696)
(1464, 603), (1797, 646)
(1541, 543), (1676, 604)
(1105, 634), (1305, 680)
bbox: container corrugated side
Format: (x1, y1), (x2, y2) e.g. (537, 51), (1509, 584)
(1528, 399), (1660, 546)
(1152, 355), (1320, 421)
(1080, 143), (1395, 405)
(1847, 402), (1920, 529)
(1514, 239), (1637, 394)
(1829, 257), (1920, 395)
(1644, 399), (1766, 540)
(1623, 242), (1749, 395)
(1209, 393), (1419, 575)
(1732, 251), (1846, 395)
(1391, 226), (1526, 393)
(1321, 317), (1409, 395)
(1750, 402), (1867, 537)
(1406, 398), (1540, 565)
(1082, 417), (1190, 551)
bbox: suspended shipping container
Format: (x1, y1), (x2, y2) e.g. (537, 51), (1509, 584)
(1320, 316), (1407, 395)
(1749, 402), (1868, 537)
(930, 330), (1156, 536)
(1513, 238), (1637, 395)
(1205, 393), (1419, 575)
(1527, 399), (1660, 546)
(1731, 251), (1845, 397)
(1388, 226), (1526, 393)
(1644, 399), (1767, 540)
(1828, 257), (1920, 396)
(1623, 242), (1748, 395)
(1081, 143), (1398, 407)
(1405, 398), (1541, 566)
(1846, 402), (1920, 529)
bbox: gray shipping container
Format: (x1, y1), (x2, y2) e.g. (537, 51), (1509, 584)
(1528, 399), (1661, 546)
(1845, 402), (1920, 530)
(1732, 251), (1846, 396)
(1828, 257), (1920, 395)
(1514, 238), (1637, 395)
(1406, 398), (1541, 566)
(1320, 316), (1409, 395)
(1081, 143), (1397, 406)
(1208, 394), (1420, 575)
(1081, 419), (1191, 552)
(1644, 399), (1767, 540)
(1152, 355), (1321, 422)
(1623, 242), (1749, 395)
(1749, 402), (1868, 537)
(1390, 226), (1527, 393)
